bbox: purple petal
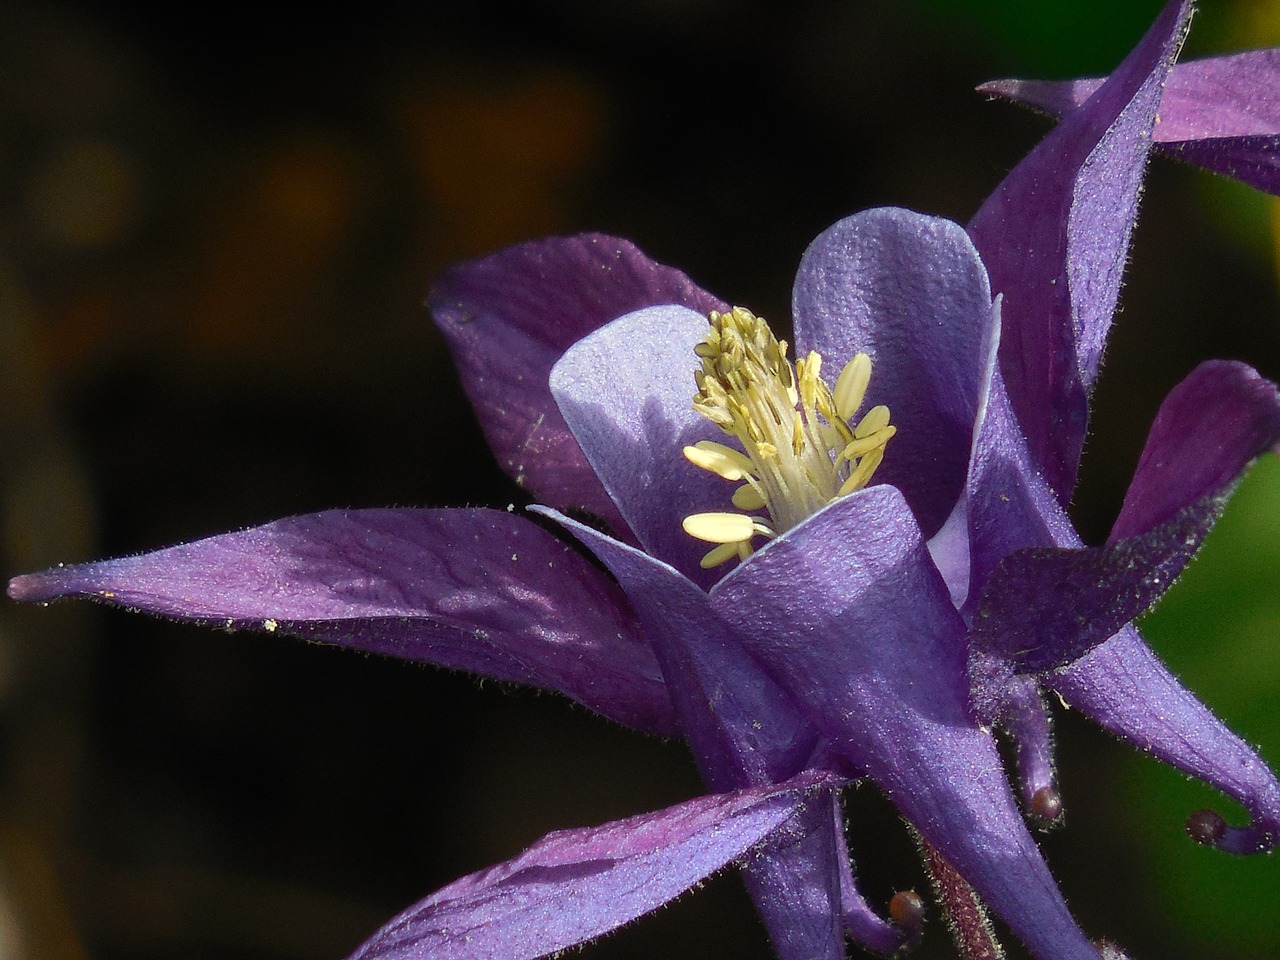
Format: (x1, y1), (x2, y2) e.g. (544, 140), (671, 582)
(740, 793), (858, 960)
(1159, 135), (1280, 196)
(549, 305), (729, 586)
(9, 508), (677, 736)
(539, 509), (817, 791)
(540, 510), (861, 960)
(713, 488), (1105, 960)
(430, 234), (725, 540)
(964, 323), (1079, 603)
(792, 208), (995, 536)
(1110, 361), (1280, 542)
(827, 788), (912, 955)
(972, 362), (1280, 673)
(968, 0), (1193, 504)
(981, 49), (1280, 139)
(978, 77), (1103, 120)
(981, 50), (1280, 196)
(970, 494), (1219, 673)
(347, 770), (839, 960)
(1051, 625), (1280, 855)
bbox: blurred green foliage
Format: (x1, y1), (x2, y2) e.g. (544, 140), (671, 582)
(912, 0), (1159, 74)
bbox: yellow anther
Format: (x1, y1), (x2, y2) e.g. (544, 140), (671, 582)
(683, 441), (755, 481)
(854, 404), (891, 437)
(682, 308), (895, 567)
(838, 447), (885, 496)
(682, 512), (762, 544)
(841, 425), (897, 461)
(698, 541), (751, 569)
(731, 483), (767, 510)
(833, 353), (872, 420)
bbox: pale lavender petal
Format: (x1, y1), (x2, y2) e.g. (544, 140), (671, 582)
(431, 234), (725, 540)
(968, 0), (1193, 503)
(1051, 625), (1280, 855)
(9, 508), (677, 736)
(792, 208), (994, 536)
(713, 488), (1104, 960)
(549, 305), (728, 586)
(1110, 361), (1280, 542)
(971, 362), (1280, 673)
(348, 771), (838, 960)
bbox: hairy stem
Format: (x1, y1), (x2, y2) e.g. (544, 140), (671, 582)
(921, 837), (1005, 960)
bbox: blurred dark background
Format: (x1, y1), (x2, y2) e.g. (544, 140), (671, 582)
(3, 0), (1280, 958)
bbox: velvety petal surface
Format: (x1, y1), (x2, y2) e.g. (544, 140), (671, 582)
(431, 234), (725, 540)
(964, 327), (1079, 606)
(792, 208), (994, 536)
(542, 510), (875, 960)
(752, 791), (907, 958)
(980, 50), (1280, 195)
(980, 49), (1280, 138)
(9, 508), (677, 736)
(1051, 625), (1280, 855)
(971, 361), (1280, 673)
(1160, 135), (1280, 197)
(550, 305), (729, 586)
(541, 511), (817, 791)
(347, 771), (838, 960)
(968, 0), (1192, 504)
(713, 488), (1105, 960)
(971, 495), (1221, 673)
(1109, 361), (1280, 541)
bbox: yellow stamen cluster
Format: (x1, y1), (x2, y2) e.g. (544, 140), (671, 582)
(681, 306), (895, 568)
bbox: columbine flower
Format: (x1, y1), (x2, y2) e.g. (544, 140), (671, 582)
(9, 2), (1280, 959)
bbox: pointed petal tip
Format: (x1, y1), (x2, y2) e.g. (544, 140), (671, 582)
(9, 570), (67, 604)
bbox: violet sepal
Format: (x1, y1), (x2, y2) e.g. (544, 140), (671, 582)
(1051, 625), (1280, 855)
(972, 360), (1280, 672)
(431, 233), (725, 541)
(8, 508), (677, 736)
(347, 770), (840, 960)
(968, 0), (1193, 504)
(980, 48), (1280, 195)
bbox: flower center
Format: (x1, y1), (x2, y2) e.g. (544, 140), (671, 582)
(681, 306), (895, 568)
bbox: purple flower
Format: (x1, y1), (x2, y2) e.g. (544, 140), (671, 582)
(9, 2), (1280, 959)
(979, 48), (1280, 195)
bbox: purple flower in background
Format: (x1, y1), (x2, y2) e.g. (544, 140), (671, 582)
(10, 1), (1280, 959)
